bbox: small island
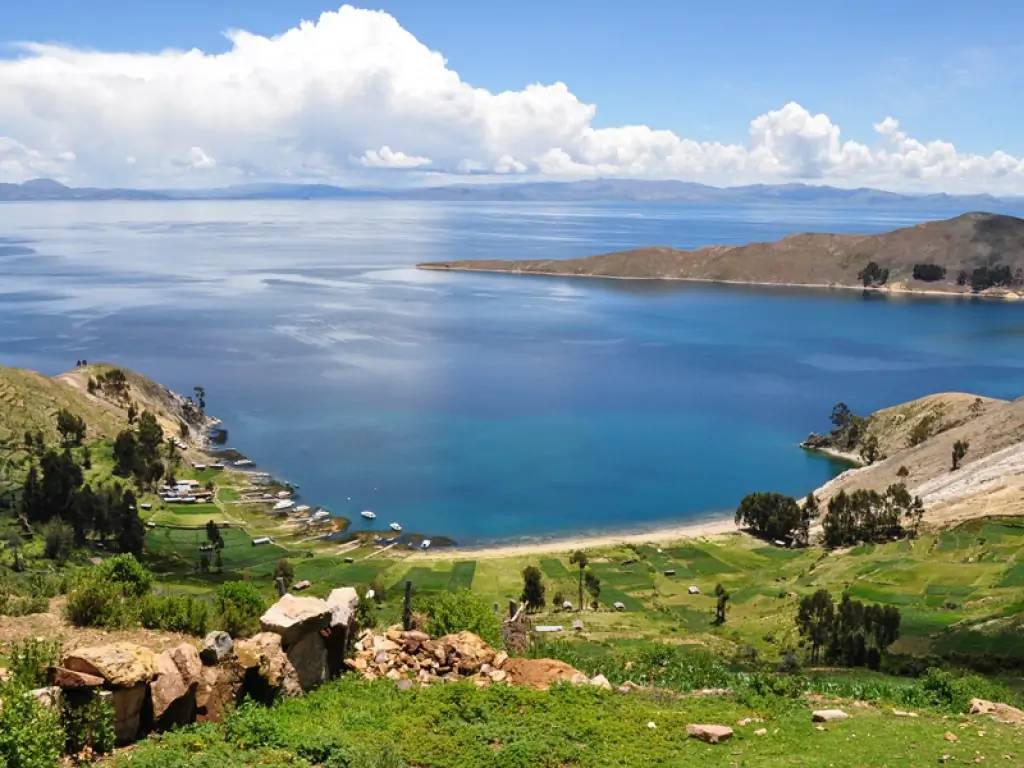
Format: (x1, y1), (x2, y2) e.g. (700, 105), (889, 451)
(419, 212), (1024, 298)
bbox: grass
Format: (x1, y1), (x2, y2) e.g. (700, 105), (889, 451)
(116, 675), (1024, 768)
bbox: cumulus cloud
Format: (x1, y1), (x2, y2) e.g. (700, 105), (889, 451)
(359, 146), (431, 169)
(0, 4), (1022, 192)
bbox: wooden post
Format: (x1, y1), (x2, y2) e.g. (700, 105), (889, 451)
(402, 580), (412, 630)
(508, 600), (517, 619)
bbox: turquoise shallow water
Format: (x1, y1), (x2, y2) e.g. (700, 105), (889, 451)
(2, 200), (1023, 543)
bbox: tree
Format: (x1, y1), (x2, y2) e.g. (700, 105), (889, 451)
(520, 565), (546, 611)
(273, 558), (295, 590)
(830, 402), (852, 431)
(713, 583), (729, 625)
(193, 386), (206, 411)
(19, 465), (44, 523)
(112, 430), (139, 477)
(797, 492), (819, 547)
(205, 520), (224, 550)
(126, 402), (138, 425)
(735, 492), (801, 543)
(796, 589), (834, 663)
(42, 519), (75, 563)
(56, 409), (86, 447)
(858, 261), (889, 287)
(952, 440), (969, 471)
(859, 434), (880, 464)
(117, 490), (145, 557)
(584, 571), (601, 610)
(569, 550), (588, 612)
(135, 411), (163, 464)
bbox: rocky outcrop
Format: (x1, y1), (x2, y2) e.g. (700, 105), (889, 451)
(686, 724), (734, 744)
(200, 631), (233, 666)
(260, 594), (331, 646)
(812, 709), (849, 723)
(64, 642), (157, 687)
(969, 698), (1024, 725)
(235, 632), (302, 697)
(48, 666), (104, 689)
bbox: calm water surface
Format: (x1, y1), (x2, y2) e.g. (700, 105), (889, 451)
(2, 200), (1023, 543)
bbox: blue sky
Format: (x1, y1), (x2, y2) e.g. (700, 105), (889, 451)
(1, 2), (1023, 190)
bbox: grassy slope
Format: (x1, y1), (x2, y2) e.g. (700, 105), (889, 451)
(119, 677), (1024, 768)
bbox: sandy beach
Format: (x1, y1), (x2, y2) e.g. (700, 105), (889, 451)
(410, 514), (738, 560)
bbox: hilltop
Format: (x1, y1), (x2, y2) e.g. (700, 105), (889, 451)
(420, 212), (1024, 298)
(807, 392), (1024, 527)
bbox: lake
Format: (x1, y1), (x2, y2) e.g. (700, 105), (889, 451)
(2, 199), (1023, 543)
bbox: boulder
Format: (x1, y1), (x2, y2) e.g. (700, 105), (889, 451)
(28, 686), (62, 709)
(48, 666), (105, 689)
(200, 631), (233, 666)
(167, 643), (203, 689)
(260, 594), (331, 646)
(589, 674), (612, 690)
(686, 724), (733, 744)
(111, 683), (147, 744)
(812, 709), (849, 723)
(501, 658), (584, 690)
(150, 651), (189, 721)
(969, 698), (1024, 725)
(286, 629), (329, 691)
(64, 642), (157, 687)
(327, 587), (359, 627)
(439, 631), (495, 673)
(234, 632), (302, 696)
(196, 661), (243, 722)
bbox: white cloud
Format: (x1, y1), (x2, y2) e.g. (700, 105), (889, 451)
(359, 145), (431, 169)
(0, 5), (1022, 192)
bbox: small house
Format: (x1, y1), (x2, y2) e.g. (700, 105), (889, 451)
(562, 600), (573, 611)
(572, 619), (585, 631)
(251, 536), (272, 546)
(663, 569), (676, 576)
(688, 585), (701, 595)
(613, 601), (626, 611)
(292, 579), (311, 591)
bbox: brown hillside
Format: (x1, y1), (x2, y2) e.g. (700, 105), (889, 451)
(421, 212), (1024, 297)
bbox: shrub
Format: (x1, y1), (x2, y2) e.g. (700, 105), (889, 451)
(63, 693), (115, 755)
(907, 667), (1014, 713)
(6, 638), (61, 688)
(912, 263), (947, 282)
(65, 576), (134, 628)
(0, 681), (65, 768)
(0, 594), (50, 617)
(42, 520), (76, 563)
(216, 581), (267, 637)
(422, 589), (501, 646)
(223, 700), (284, 750)
(139, 594), (210, 635)
(96, 554), (153, 597)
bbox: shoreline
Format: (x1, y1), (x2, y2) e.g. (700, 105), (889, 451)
(411, 514), (738, 560)
(416, 264), (1023, 301)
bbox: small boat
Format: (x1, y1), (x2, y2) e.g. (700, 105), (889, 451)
(389, 522), (402, 532)
(420, 539), (431, 550)
(234, 459), (254, 467)
(273, 500), (295, 511)
(361, 510), (376, 520)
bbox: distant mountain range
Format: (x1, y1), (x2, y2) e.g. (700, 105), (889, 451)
(1, 177), (1022, 208)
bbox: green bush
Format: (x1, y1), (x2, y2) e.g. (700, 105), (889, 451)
(65, 576), (134, 628)
(905, 667), (1016, 713)
(139, 594), (210, 636)
(0, 682), (65, 768)
(216, 581), (267, 638)
(96, 554), (153, 597)
(422, 589), (500, 647)
(41, 519), (75, 563)
(0, 593), (50, 617)
(6, 638), (61, 688)
(223, 700), (284, 750)
(63, 693), (116, 755)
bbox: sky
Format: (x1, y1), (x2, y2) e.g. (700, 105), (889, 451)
(2, 1), (1023, 192)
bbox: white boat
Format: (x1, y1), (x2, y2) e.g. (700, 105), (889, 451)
(420, 539), (431, 549)
(234, 459), (254, 467)
(311, 509), (330, 522)
(361, 510), (376, 520)
(389, 522), (402, 532)
(273, 500), (295, 511)
(294, 504), (311, 514)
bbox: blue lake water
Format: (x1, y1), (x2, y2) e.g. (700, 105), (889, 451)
(2, 199), (1023, 543)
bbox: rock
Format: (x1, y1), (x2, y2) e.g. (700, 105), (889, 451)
(617, 680), (642, 694)
(111, 683), (147, 744)
(492, 651), (508, 669)
(646, 721), (657, 729)
(395, 678), (413, 691)
(754, 727), (768, 736)
(439, 631), (495, 673)
(812, 709), (849, 723)
(150, 651), (189, 721)
(260, 594), (331, 646)
(737, 717), (763, 726)
(327, 587), (359, 628)
(501, 658), (585, 690)
(969, 698), (1024, 725)
(944, 732), (959, 743)
(285, 629), (329, 691)
(196, 662), (243, 722)
(686, 724), (733, 744)
(200, 631), (233, 666)
(234, 632), (301, 696)
(48, 666), (105, 689)
(64, 642), (157, 687)
(570, 672), (590, 686)
(589, 674), (612, 690)
(167, 643), (203, 689)
(28, 686), (62, 708)
(892, 709), (919, 718)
